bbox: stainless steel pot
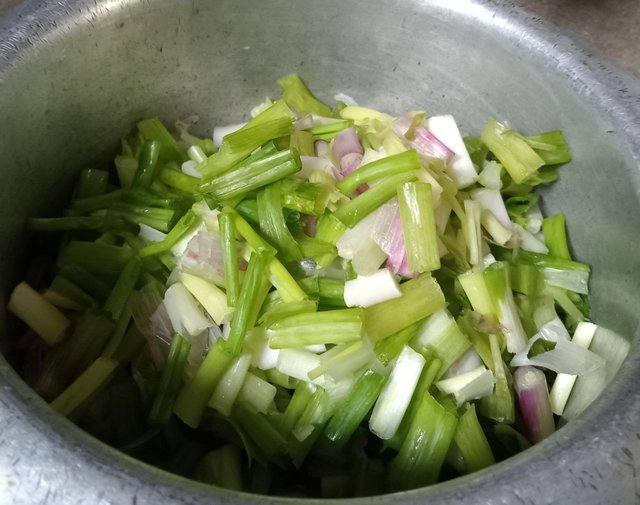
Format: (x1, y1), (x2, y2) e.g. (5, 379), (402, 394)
(1, 0), (639, 503)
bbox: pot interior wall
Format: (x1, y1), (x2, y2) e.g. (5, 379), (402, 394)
(0, 0), (638, 491)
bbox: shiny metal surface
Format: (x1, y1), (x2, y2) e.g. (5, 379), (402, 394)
(0, 0), (639, 503)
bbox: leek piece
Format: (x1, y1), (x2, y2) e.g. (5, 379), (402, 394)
(317, 277), (346, 307)
(139, 210), (198, 257)
(163, 282), (212, 337)
(387, 356), (442, 451)
(257, 181), (303, 261)
(8, 282), (70, 345)
(514, 366), (555, 444)
(480, 118), (545, 184)
(104, 257), (142, 320)
(174, 340), (234, 428)
(435, 365), (495, 406)
(149, 333), (191, 423)
(137, 118), (188, 164)
(237, 372), (277, 414)
(397, 181), (440, 272)
(363, 274), (446, 342)
(480, 209), (513, 245)
(333, 171), (418, 228)
(209, 354), (252, 417)
(343, 268), (401, 308)
(201, 148), (302, 201)
(180, 272), (233, 325)
(369, 345), (425, 440)
(387, 392), (458, 491)
(478, 334), (515, 424)
(548, 321), (597, 415)
(524, 130), (571, 165)
(462, 199), (483, 266)
(458, 267), (494, 315)
(58, 241), (133, 277)
(277, 74), (334, 117)
(410, 309), (471, 377)
(196, 445), (243, 491)
(316, 369), (385, 454)
(267, 308), (363, 349)
(450, 403), (495, 473)
(337, 150), (421, 195)
(224, 250), (274, 356)
(542, 213), (571, 260)
(50, 357), (118, 419)
(133, 139), (161, 188)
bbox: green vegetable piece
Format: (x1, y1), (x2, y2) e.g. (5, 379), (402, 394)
(527, 338), (557, 358)
(278, 74), (334, 117)
(525, 130), (571, 165)
(542, 213), (572, 260)
(257, 181), (303, 262)
(137, 118), (187, 164)
(104, 256), (142, 320)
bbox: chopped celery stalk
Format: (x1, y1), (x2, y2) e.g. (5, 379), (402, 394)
(278, 382), (316, 435)
(257, 181), (303, 261)
(478, 334), (515, 424)
(58, 241), (134, 277)
(315, 213), (347, 245)
(483, 262), (528, 353)
(258, 299), (318, 327)
(237, 372), (277, 414)
(50, 357), (118, 418)
(480, 118), (545, 184)
(104, 257), (142, 320)
(267, 308), (363, 349)
(278, 74), (334, 117)
(542, 213), (571, 260)
(149, 333), (191, 423)
(73, 168), (110, 199)
(137, 118), (188, 164)
(222, 251), (273, 356)
(549, 321), (597, 415)
(369, 345), (425, 440)
(139, 210), (198, 257)
(180, 272), (233, 325)
(159, 167), (201, 192)
(209, 354), (252, 417)
(458, 267), (494, 315)
(514, 366), (555, 444)
(524, 130), (571, 165)
(337, 150), (421, 195)
(133, 139), (161, 187)
(388, 392), (458, 491)
(343, 268), (401, 308)
(374, 321), (421, 366)
(201, 148), (302, 201)
(290, 130), (316, 156)
(435, 365), (495, 406)
(27, 215), (127, 232)
(174, 340), (234, 428)
(397, 181), (440, 272)
(451, 404), (495, 473)
(234, 404), (287, 462)
(200, 101), (294, 178)
(317, 369), (385, 454)
(197, 445), (243, 491)
(8, 282), (70, 345)
(363, 274), (446, 342)
(308, 120), (353, 141)
(411, 309), (471, 378)
(462, 199), (483, 266)
(333, 171), (418, 228)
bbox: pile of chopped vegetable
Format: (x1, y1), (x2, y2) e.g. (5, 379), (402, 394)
(7, 75), (629, 497)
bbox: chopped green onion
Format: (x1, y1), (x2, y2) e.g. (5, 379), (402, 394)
(542, 213), (571, 260)
(278, 74), (334, 117)
(139, 210), (198, 257)
(133, 140), (162, 188)
(257, 181), (303, 261)
(104, 257), (142, 320)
